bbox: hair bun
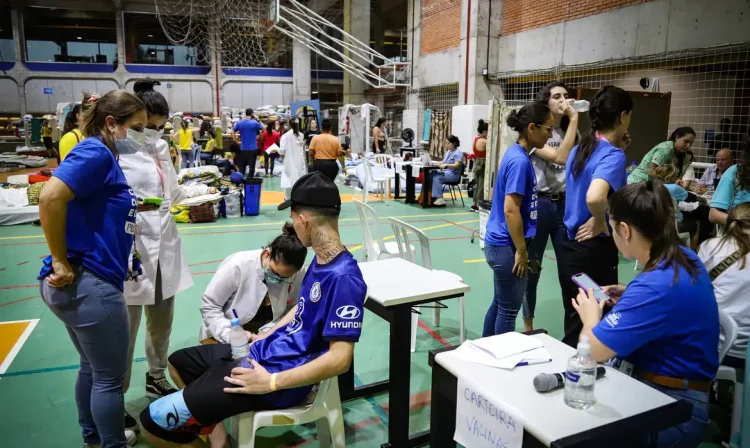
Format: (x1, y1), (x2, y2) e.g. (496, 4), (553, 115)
(281, 222), (297, 237)
(506, 110), (520, 128)
(134, 78), (160, 95)
(478, 119), (485, 125)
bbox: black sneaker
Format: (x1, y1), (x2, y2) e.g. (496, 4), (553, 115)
(146, 373), (178, 399)
(470, 204), (479, 212)
(124, 412), (139, 433)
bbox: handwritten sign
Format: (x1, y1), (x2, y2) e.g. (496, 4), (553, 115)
(455, 375), (524, 448)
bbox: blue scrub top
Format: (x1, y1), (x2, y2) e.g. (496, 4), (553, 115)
(593, 248), (719, 380)
(711, 165), (750, 211)
(484, 143), (538, 247)
(564, 140), (626, 240)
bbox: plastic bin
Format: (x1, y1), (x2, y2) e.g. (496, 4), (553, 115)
(243, 178), (263, 216)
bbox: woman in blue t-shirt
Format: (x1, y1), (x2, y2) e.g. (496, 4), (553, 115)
(37, 90), (147, 448)
(710, 136), (750, 225)
(572, 179), (719, 448)
(482, 102), (552, 336)
(560, 86), (633, 347)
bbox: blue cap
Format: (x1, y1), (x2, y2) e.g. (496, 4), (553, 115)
(230, 318), (241, 327)
(230, 172), (244, 185)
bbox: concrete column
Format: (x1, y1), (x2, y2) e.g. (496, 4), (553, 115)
(343, 0), (369, 104)
(114, 6), (127, 74)
(459, 0), (503, 105)
(10, 8), (26, 117)
(292, 27), (311, 101)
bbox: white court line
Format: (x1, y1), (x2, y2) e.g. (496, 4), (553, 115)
(0, 319), (39, 376)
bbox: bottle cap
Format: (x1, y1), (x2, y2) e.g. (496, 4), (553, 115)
(578, 334), (591, 355)
(230, 318), (241, 327)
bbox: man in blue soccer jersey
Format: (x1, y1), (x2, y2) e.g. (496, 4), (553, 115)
(140, 172), (367, 448)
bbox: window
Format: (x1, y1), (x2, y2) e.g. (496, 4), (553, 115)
(24, 7), (117, 63)
(124, 12), (209, 66)
(0, 10), (14, 63)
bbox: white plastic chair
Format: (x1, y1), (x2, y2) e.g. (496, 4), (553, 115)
(353, 199), (404, 262)
(362, 160), (388, 202)
(715, 309), (742, 444)
(389, 217), (465, 352)
(229, 376), (345, 448)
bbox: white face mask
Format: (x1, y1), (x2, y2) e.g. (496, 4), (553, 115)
(143, 128), (164, 151)
(113, 127), (146, 154)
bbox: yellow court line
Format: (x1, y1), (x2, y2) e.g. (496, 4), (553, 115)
(349, 219), (478, 253)
(463, 258), (485, 264)
(0, 211), (475, 240)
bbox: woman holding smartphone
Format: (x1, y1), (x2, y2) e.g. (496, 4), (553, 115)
(482, 102), (552, 336)
(560, 85), (633, 347)
(572, 179), (718, 447)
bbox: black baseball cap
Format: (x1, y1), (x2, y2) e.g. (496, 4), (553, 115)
(278, 171), (342, 211)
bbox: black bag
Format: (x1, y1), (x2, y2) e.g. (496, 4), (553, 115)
(467, 179), (476, 198)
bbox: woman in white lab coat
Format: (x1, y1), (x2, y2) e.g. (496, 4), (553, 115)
(119, 79), (215, 430)
(279, 119), (306, 200)
(199, 223), (308, 343)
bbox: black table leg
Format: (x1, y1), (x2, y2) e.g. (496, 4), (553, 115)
(429, 360), (458, 447)
(421, 167), (433, 209)
(394, 165), (401, 200)
(405, 165), (416, 204)
(383, 304), (413, 448)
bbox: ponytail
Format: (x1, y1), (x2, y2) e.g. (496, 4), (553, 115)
(609, 179), (699, 282)
(715, 203), (750, 270)
(266, 120), (275, 136)
(290, 120), (299, 137)
(571, 86), (633, 178)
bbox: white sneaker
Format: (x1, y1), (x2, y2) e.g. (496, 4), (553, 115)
(126, 429), (137, 446)
(434, 198), (446, 206)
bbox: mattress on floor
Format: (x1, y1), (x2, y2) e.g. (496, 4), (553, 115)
(0, 205), (39, 225)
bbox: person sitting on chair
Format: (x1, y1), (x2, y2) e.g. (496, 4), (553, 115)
(139, 172), (367, 448)
(429, 135), (464, 207)
(199, 223), (307, 343)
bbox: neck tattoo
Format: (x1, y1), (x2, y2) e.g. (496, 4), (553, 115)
(310, 226), (345, 264)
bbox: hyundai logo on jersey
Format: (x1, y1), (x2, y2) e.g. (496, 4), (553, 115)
(336, 305), (361, 320)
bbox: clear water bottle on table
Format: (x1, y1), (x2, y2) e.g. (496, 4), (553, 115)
(564, 335), (597, 409)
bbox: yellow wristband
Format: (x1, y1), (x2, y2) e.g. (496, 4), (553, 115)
(270, 373), (278, 392)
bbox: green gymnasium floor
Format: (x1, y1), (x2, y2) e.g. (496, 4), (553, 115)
(0, 178), (644, 447)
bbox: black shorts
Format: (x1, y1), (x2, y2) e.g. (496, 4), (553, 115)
(139, 344), (278, 444)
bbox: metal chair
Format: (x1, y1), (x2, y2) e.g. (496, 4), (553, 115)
(441, 162), (466, 207)
(389, 217), (465, 352)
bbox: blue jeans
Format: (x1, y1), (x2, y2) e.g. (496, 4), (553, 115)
(431, 169), (460, 198)
(40, 269), (130, 448)
(483, 244), (527, 336)
(647, 382), (710, 448)
(523, 196), (566, 320)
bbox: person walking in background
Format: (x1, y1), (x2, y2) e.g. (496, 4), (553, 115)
(279, 119), (306, 200)
(482, 103), (552, 336)
(173, 119), (195, 169)
(59, 103), (83, 161)
(522, 81), (580, 331)
(372, 117), (387, 154)
(560, 85), (633, 347)
(231, 108), (264, 177)
(119, 79), (216, 433)
(309, 118), (343, 181)
(37, 90), (147, 447)
(471, 119), (488, 212)
(262, 119), (281, 177)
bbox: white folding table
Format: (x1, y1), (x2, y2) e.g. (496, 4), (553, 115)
(427, 332), (693, 447)
(339, 257), (470, 448)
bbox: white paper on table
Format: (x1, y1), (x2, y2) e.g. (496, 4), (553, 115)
(453, 342), (552, 370)
(455, 373), (524, 448)
(469, 332), (544, 360)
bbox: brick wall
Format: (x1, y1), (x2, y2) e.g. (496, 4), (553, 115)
(421, 0), (461, 54)
(502, 0), (651, 35)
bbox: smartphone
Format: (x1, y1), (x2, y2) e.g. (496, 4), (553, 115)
(571, 273), (610, 302)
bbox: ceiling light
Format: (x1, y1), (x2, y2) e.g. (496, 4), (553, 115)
(148, 34), (154, 38)
(76, 36), (82, 40)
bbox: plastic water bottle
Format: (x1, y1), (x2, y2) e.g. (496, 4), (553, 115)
(229, 318), (250, 360)
(564, 335), (597, 409)
(571, 100), (590, 112)
(626, 161), (638, 175)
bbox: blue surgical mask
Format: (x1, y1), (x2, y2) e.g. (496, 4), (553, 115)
(263, 268), (285, 285)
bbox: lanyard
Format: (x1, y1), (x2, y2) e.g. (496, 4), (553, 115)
(152, 153), (166, 197)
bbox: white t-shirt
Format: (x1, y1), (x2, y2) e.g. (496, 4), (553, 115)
(698, 237), (750, 359)
(531, 128), (566, 193)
